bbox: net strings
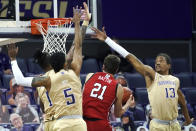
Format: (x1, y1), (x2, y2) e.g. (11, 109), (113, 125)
(36, 20), (72, 55)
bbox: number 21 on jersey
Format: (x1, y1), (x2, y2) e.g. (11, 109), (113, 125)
(90, 83), (107, 100)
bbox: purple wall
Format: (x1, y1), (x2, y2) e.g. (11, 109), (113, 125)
(101, 0), (192, 39)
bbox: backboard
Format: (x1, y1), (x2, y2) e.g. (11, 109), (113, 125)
(0, 0), (98, 38)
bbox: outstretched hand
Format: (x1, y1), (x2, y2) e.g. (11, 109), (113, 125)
(72, 6), (82, 23)
(7, 43), (18, 60)
(82, 2), (91, 21)
(91, 27), (107, 41)
(125, 94), (135, 107)
(183, 118), (194, 126)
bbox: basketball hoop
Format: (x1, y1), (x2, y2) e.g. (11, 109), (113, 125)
(31, 18), (72, 55)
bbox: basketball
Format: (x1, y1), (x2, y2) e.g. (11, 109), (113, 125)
(122, 87), (132, 105)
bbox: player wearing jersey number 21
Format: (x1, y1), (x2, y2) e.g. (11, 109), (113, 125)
(83, 54), (135, 131)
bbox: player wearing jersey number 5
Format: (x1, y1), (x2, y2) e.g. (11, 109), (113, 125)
(83, 54), (135, 131)
(8, 7), (87, 131)
(91, 27), (194, 131)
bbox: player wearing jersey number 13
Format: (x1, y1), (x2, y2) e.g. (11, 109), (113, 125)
(90, 26), (194, 131)
(82, 54), (135, 131)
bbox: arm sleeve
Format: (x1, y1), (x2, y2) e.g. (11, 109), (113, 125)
(105, 37), (130, 58)
(11, 60), (33, 87)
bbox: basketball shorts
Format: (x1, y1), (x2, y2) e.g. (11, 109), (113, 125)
(85, 119), (112, 131)
(150, 119), (181, 131)
(44, 120), (56, 131)
(52, 118), (87, 131)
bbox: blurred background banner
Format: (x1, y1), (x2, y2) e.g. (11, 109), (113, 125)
(0, 0), (87, 20)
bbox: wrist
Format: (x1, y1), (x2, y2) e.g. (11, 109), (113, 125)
(11, 59), (17, 63)
(186, 118), (192, 124)
(82, 21), (89, 26)
(103, 36), (107, 41)
(123, 103), (129, 110)
(74, 21), (80, 25)
(10, 57), (16, 61)
(104, 37), (110, 42)
(101, 36), (108, 42)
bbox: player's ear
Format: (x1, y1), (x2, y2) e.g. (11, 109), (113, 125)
(167, 64), (171, 70)
(64, 62), (67, 68)
(115, 67), (119, 74)
(102, 65), (105, 72)
(169, 64), (171, 68)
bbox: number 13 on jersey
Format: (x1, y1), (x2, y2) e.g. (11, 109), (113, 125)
(165, 88), (175, 98)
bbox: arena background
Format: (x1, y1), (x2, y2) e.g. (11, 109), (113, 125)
(0, 0), (195, 72)
(0, 0), (196, 130)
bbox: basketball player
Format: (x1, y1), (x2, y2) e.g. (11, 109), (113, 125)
(82, 54), (134, 131)
(33, 1), (91, 116)
(90, 27), (194, 131)
(8, 7), (88, 131)
(32, 50), (54, 118)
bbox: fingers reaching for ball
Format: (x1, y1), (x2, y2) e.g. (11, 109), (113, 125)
(126, 94), (135, 107)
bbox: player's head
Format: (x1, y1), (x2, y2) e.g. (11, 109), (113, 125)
(50, 52), (65, 73)
(33, 49), (51, 71)
(155, 53), (172, 75)
(103, 54), (121, 75)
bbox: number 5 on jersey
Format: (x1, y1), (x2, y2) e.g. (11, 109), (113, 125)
(46, 88), (75, 106)
(90, 83), (107, 100)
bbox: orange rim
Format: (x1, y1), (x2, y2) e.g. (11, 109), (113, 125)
(31, 18), (72, 35)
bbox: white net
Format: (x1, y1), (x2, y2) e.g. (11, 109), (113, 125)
(36, 19), (72, 55)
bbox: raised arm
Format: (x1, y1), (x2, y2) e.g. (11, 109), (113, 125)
(177, 88), (194, 126)
(7, 44), (50, 90)
(65, 2), (91, 70)
(69, 7), (82, 76)
(81, 2), (91, 40)
(64, 45), (75, 70)
(114, 84), (134, 117)
(91, 27), (156, 85)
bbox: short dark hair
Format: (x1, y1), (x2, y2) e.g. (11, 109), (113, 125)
(103, 54), (120, 74)
(50, 52), (65, 72)
(33, 50), (50, 70)
(156, 53), (172, 74)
